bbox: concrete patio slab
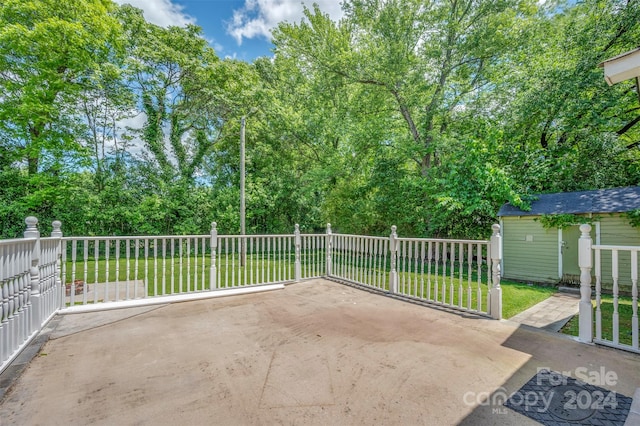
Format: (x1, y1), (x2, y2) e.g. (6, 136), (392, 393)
(1, 279), (638, 425)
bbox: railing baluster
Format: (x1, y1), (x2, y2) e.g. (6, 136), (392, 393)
(467, 244), (472, 310)
(105, 240), (111, 302)
(161, 239), (167, 295)
(442, 242), (448, 303)
(449, 242), (455, 306)
(179, 238), (184, 293)
(247, 237), (252, 285)
(143, 239), (149, 298)
(134, 239), (140, 299)
(194, 238), (198, 290)
(70, 239), (77, 306)
(278, 236), (283, 283)
(223, 238), (228, 288)
(231, 238), (236, 287)
(186, 237), (191, 293)
(612, 250), (619, 345)
(61, 240), (68, 308)
(631, 250), (638, 350)
(412, 241), (418, 297)
(476, 244), (482, 312)
(126, 239), (131, 300)
(427, 241), (432, 301)
(434, 242), (440, 302)
(83, 241), (88, 305)
(201, 238), (206, 290)
(458, 243), (463, 308)
(594, 247), (601, 341)
(215, 237), (221, 289)
(115, 239), (121, 301)
(260, 237), (264, 284)
(344, 236), (348, 281)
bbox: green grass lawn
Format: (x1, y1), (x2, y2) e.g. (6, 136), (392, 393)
(62, 252), (323, 298)
(396, 275), (557, 317)
(500, 281), (558, 319)
(561, 295), (637, 347)
(331, 258), (557, 316)
(61, 253), (558, 319)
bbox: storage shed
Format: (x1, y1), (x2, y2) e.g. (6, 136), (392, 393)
(497, 186), (640, 285)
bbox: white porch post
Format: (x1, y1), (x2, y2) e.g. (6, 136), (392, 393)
(294, 224), (301, 282)
(325, 224), (332, 277)
(389, 226), (398, 294)
(210, 222), (218, 289)
(489, 224), (502, 320)
(51, 221), (63, 309)
(578, 224), (593, 343)
(24, 217), (41, 332)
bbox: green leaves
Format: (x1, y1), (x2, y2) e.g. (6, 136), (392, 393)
(2, 0), (640, 240)
(0, 0), (121, 174)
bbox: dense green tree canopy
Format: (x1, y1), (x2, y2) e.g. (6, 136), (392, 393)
(0, 0), (639, 238)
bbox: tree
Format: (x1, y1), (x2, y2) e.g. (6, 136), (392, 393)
(498, 0), (640, 193)
(274, 0), (535, 176)
(0, 0), (122, 175)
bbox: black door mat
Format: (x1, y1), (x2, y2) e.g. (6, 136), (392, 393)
(504, 369), (633, 425)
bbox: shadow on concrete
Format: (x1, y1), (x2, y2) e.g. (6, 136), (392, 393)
(457, 324), (640, 425)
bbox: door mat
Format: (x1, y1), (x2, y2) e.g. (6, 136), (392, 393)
(504, 369), (632, 425)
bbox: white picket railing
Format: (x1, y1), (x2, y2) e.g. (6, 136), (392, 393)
(1, 217), (63, 375)
(61, 223), (328, 310)
(329, 231), (389, 291)
(328, 224), (502, 318)
(1, 217), (503, 374)
(395, 237), (490, 313)
(578, 224), (640, 354)
(62, 235), (215, 305)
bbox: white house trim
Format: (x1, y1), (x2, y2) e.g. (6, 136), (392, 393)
(558, 228), (563, 279)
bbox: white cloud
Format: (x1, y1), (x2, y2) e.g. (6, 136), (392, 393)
(227, 0), (344, 45)
(114, 1), (224, 53)
(114, 0), (195, 28)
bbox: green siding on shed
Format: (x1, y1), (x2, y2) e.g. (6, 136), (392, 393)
(596, 214), (640, 291)
(501, 213), (640, 289)
(502, 217), (559, 283)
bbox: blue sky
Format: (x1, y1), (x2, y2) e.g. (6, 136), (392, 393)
(114, 0), (344, 62)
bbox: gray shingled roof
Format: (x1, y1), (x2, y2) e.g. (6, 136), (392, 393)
(498, 186), (640, 217)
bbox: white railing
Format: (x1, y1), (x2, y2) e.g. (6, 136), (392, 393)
(62, 234), (214, 305)
(329, 230), (389, 291)
(578, 224), (640, 354)
(61, 223), (326, 310)
(1, 217), (503, 374)
(328, 224), (502, 318)
(1, 217), (62, 375)
(215, 233), (294, 287)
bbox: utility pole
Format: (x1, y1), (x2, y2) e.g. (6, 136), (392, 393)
(240, 116), (246, 267)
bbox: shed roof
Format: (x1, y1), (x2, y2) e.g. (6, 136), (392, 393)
(498, 186), (640, 217)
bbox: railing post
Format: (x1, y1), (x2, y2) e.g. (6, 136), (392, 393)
(326, 223), (332, 276)
(51, 221), (63, 310)
(24, 217), (41, 331)
(294, 224), (301, 282)
(489, 224), (502, 320)
(389, 225), (398, 294)
(210, 222), (218, 289)
(578, 224), (593, 343)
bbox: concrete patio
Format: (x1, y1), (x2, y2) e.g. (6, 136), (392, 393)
(0, 279), (638, 425)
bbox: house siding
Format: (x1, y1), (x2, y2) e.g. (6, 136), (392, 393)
(502, 217), (559, 283)
(597, 214), (640, 292)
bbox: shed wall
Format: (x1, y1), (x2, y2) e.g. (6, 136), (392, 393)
(596, 214), (640, 291)
(502, 217), (559, 283)
(501, 214), (640, 290)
